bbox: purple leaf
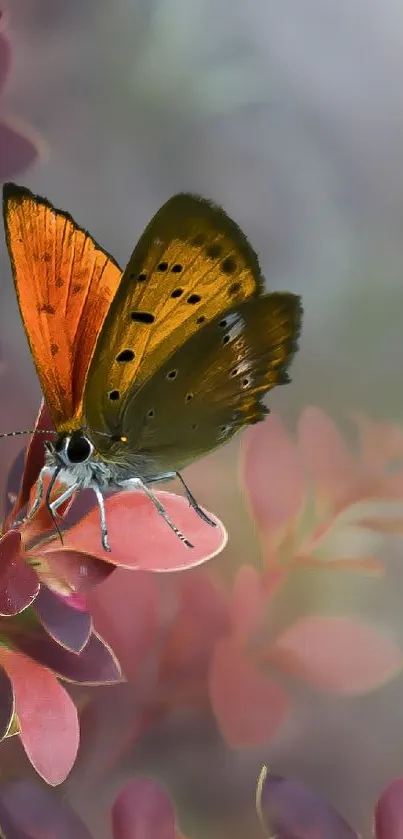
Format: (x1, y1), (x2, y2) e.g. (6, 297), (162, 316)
(10, 623), (122, 685)
(256, 768), (358, 839)
(0, 531), (39, 615)
(0, 666), (14, 740)
(34, 586), (92, 653)
(374, 778), (403, 839)
(0, 119), (41, 180)
(0, 32), (11, 95)
(7, 402), (52, 524)
(112, 779), (176, 839)
(0, 780), (92, 839)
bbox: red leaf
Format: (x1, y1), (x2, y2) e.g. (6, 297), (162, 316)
(42, 491), (227, 571)
(33, 548), (114, 597)
(270, 617), (403, 694)
(0, 666), (14, 740)
(112, 778), (176, 839)
(0, 531), (39, 615)
(241, 415), (304, 532)
(7, 401), (52, 525)
(209, 637), (289, 747)
(375, 778), (403, 839)
(1, 650), (79, 784)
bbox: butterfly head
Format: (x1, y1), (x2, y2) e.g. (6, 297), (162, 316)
(47, 430), (95, 468)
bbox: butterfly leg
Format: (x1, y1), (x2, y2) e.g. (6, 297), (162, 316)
(147, 471), (216, 528)
(122, 478), (194, 548)
(175, 472), (217, 527)
(12, 465), (51, 526)
(92, 486), (111, 553)
(49, 483), (80, 514)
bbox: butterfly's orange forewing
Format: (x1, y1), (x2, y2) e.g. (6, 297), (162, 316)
(3, 184), (122, 430)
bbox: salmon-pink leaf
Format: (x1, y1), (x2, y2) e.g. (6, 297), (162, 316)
(270, 617), (402, 694)
(1, 650), (79, 784)
(0, 666), (14, 740)
(34, 586), (92, 652)
(256, 767), (357, 839)
(375, 778), (403, 839)
(230, 565), (265, 642)
(298, 407), (355, 503)
(88, 569), (159, 680)
(241, 415), (304, 532)
(209, 637), (289, 747)
(112, 778), (176, 839)
(42, 491), (227, 570)
(0, 779), (92, 839)
(0, 531), (39, 615)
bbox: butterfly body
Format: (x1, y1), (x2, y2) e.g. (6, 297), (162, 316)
(3, 183), (302, 551)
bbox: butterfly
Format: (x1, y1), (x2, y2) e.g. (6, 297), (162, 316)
(3, 183), (302, 552)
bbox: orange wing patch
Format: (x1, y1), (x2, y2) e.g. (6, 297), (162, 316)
(3, 184), (122, 431)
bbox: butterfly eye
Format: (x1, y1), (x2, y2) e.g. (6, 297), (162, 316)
(171, 288), (183, 298)
(66, 434), (94, 464)
(166, 369), (178, 380)
(187, 294), (201, 305)
(109, 390), (120, 400)
(157, 262), (168, 271)
(171, 264), (183, 273)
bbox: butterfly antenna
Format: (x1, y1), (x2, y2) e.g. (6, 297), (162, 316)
(45, 465), (64, 547)
(0, 429), (56, 439)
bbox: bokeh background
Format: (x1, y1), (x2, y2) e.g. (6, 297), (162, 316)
(1, 1), (403, 837)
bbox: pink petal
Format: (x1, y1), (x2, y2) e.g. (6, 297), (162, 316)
(9, 625), (122, 685)
(7, 402), (53, 525)
(209, 637), (289, 747)
(256, 767), (358, 839)
(0, 666), (14, 740)
(0, 779), (93, 839)
(34, 586), (92, 653)
(0, 32), (11, 95)
(88, 569), (159, 681)
(0, 531), (39, 615)
(375, 778), (403, 839)
(4, 448), (25, 519)
(31, 548), (114, 597)
(0, 649), (79, 785)
(241, 415), (304, 533)
(298, 408), (357, 505)
(270, 617), (402, 694)
(0, 118), (42, 179)
(112, 779), (176, 839)
(41, 491), (227, 570)
(230, 564), (265, 643)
